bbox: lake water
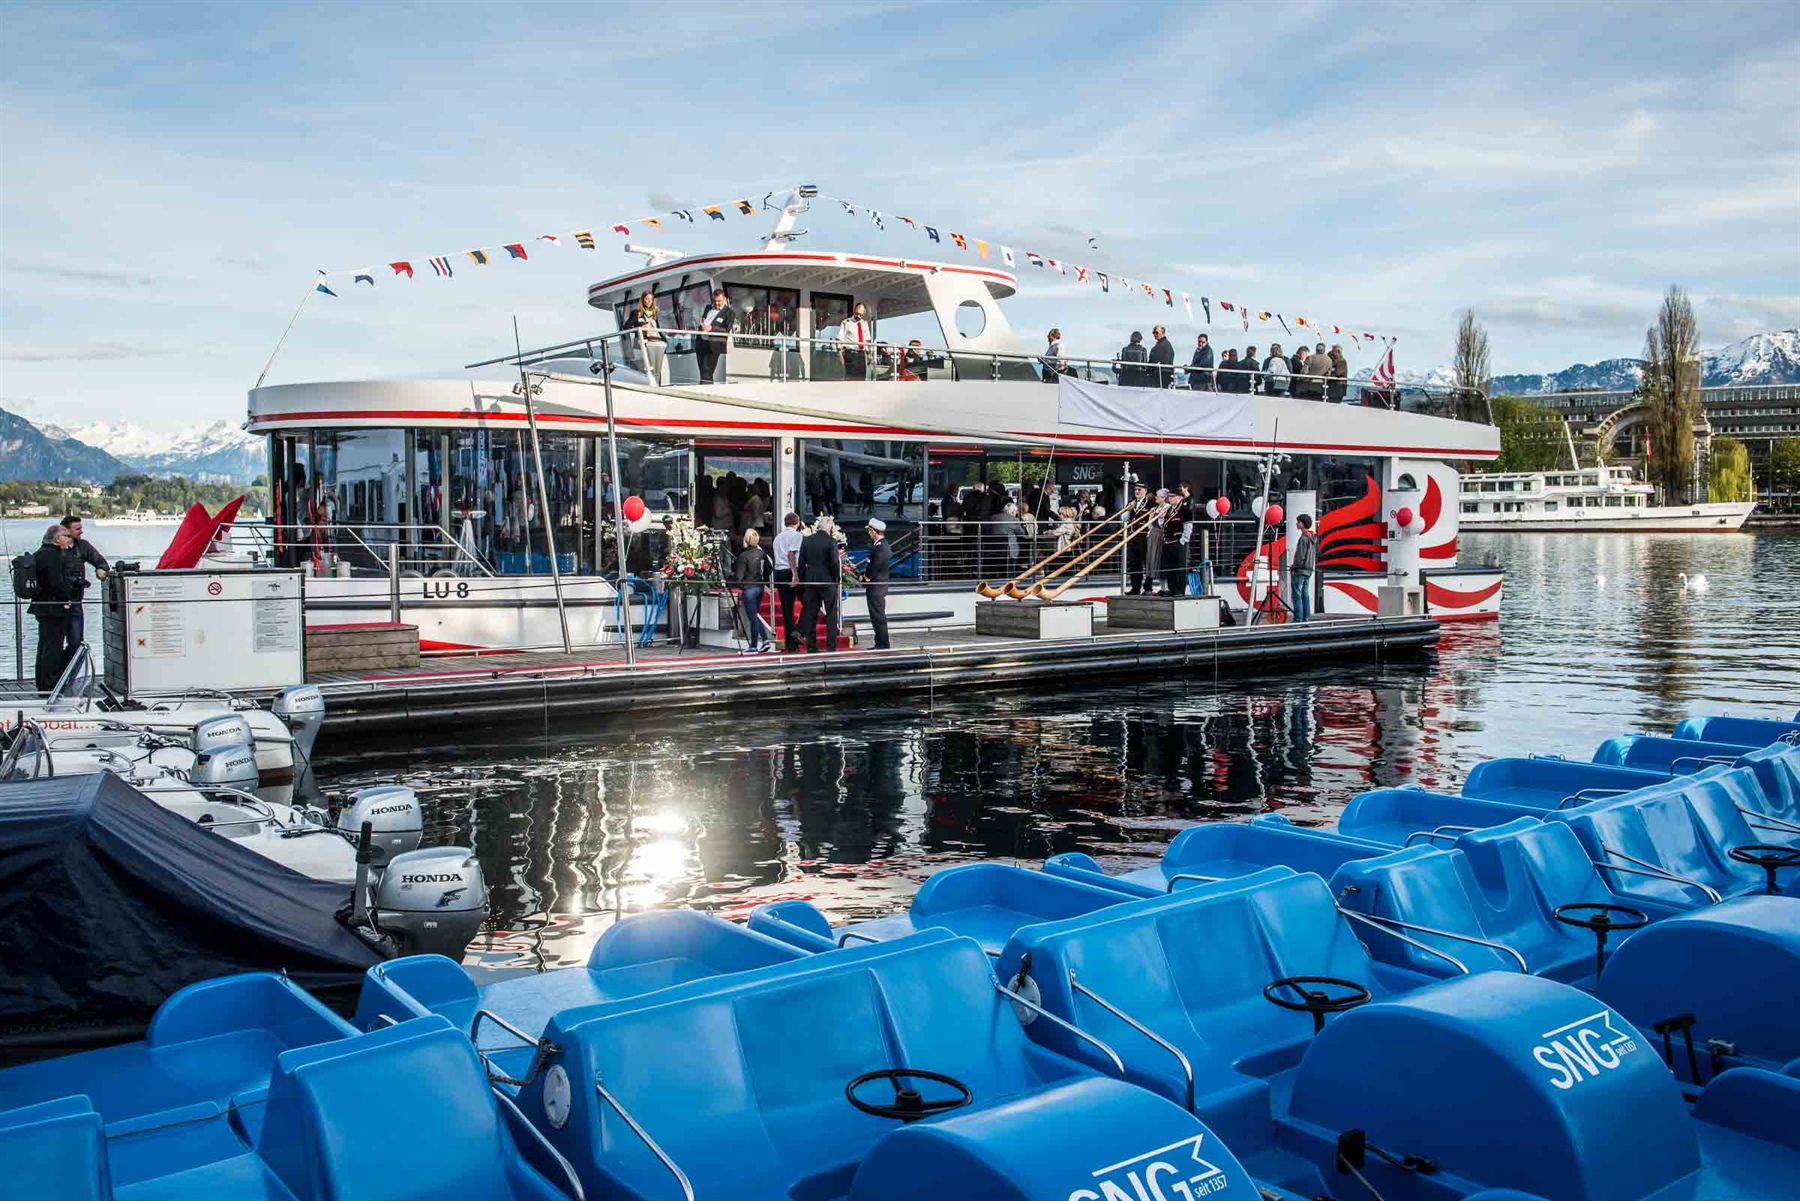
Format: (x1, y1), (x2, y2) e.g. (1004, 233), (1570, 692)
(294, 527), (1797, 973)
(8, 520), (1795, 970)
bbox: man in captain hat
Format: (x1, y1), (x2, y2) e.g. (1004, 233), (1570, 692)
(861, 518), (892, 650)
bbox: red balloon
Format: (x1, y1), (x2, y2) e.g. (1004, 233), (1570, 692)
(1216, 497), (1232, 516)
(622, 495), (646, 522)
(1394, 506), (1415, 529)
(1264, 504), (1284, 527)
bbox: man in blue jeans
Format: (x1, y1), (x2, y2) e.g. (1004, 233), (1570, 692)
(1289, 513), (1317, 622)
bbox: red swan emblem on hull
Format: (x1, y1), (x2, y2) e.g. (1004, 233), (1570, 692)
(1236, 475), (1386, 598)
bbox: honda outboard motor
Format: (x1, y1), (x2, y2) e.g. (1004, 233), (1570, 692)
(336, 784), (424, 865)
(272, 685), (325, 761)
(188, 741), (261, 790)
(366, 845), (488, 959)
(191, 712), (255, 756)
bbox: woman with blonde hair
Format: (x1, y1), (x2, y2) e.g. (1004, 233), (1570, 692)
(632, 292), (666, 385)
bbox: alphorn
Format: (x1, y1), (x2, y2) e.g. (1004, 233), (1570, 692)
(975, 512), (1136, 599)
(1030, 509), (1160, 600)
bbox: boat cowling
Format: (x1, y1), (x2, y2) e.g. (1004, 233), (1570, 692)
(187, 742), (260, 790)
(272, 684), (326, 759)
(371, 846), (487, 960)
(1285, 972), (1697, 1201)
(338, 784), (424, 865)
(190, 712), (255, 755)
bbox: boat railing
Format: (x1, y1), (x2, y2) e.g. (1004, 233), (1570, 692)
(471, 326), (1479, 421)
(1067, 969), (1195, 1112)
(594, 1078), (695, 1201)
(234, 521), (500, 579)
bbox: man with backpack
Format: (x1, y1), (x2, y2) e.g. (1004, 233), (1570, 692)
(60, 513), (109, 660)
(25, 524), (77, 690)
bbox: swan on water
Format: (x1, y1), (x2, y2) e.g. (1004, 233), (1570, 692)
(1596, 574), (1606, 590)
(1679, 572), (1710, 593)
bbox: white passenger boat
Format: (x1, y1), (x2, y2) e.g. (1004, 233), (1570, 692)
(244, 187), (1507, 639)
(1459, 463), (1755, 532)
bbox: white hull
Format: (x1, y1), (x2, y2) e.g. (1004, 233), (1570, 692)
(5, 706), (299, 785)
(303, 574), (620, 653)
(1462, 502), (1754, 533)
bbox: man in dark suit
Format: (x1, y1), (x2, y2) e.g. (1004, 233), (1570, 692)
(796, 515), (842, 652)
(861, 518), (892, 650)
(1148, 325), (1175, 388)
(696, 289), (735, 383)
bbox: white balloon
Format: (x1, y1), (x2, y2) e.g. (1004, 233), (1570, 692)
(1406, 515), (1427, 535)
(1251, 497), (1267, 518)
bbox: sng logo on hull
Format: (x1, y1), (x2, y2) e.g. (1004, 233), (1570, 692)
(1533, 1009), (1638, 1090)
(1070, 1134), (1228, 1201)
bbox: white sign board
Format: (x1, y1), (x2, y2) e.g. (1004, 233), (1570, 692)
(121, 570), (305, 696)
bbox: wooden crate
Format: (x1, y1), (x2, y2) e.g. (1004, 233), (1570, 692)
(305, 622), (420, 674)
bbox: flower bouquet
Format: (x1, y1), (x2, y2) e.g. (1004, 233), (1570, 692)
(662, 517), (723, 586)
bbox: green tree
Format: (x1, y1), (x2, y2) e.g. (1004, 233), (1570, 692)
(1452, 309), (1494, 425)
(1768, 439), (1800, 509)
(1641, 286), (1701, 502)
(1706, 437), (1752, 502)
(1490, 396), (1573, 473)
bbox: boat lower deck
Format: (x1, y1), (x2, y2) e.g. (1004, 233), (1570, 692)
(303, 613), (1437, 733)
(3, 614), (1439, 735)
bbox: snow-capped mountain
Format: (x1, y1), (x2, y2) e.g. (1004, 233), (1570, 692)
(1355, 329), (1799, 395)
(68, 419), (263, 483)
(1490, 329), (1798, 396)
(0, 408), (128, 483)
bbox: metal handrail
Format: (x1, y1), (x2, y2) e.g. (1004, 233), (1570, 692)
(1737, 806), (1800, 835)
(835, 930), (882, 947)
(494, 1087), (586, 1201)
(1068, 970), (1194, 1112)
(237, 520), (500, 578)
(594, 1079), (695, 1201)
(1402, 824), (1479, 847)
(1669, 755), (1739, 774)
(1167, 871), (1225, 889)
(1557, 788), (1633, 809)
(476, 325), (1477, 417)
(1335, 906), (1471, 975)
(1338, 906), (1528, 973)
(993, 981), (1126, 1077)
(471, 1007), (543, 1051)
(1593, 846), (1723, 904)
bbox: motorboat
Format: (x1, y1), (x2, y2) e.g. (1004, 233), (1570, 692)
(1, 718), (423, 886)
(4, 647), (323, 798)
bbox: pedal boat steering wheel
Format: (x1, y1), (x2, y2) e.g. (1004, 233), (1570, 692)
(845, 1069), (973, 1123)
(1263, 976), (1373, 1035)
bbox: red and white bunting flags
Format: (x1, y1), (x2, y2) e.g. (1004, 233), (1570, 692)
(612, 224), (630, 235)
(538, 234), (560, 247)
(1026, 251), (1044, 267)
(1047, 257), (1064, 274)
(430, 256), (452, 277)
(1074, 266), (1088, 284)
(390, 261), (413, 278)
(1181, 292), (1193, 320)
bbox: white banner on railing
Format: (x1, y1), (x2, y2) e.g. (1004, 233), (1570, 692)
(1055, 375), (1254, 442)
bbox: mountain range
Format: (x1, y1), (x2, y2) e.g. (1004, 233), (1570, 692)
(0, 408), (131, 484)
(66, 418), (263, 483)
(1358, 328), (1800, 394)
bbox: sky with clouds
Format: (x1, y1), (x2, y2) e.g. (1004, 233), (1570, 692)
(2, 0), (1796, 430)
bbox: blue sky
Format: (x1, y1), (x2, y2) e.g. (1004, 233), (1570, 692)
(2, 0), (1795, 430)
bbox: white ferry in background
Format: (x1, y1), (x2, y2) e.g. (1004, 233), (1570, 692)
(1459, 464), (1755, 533)
(240, 185), (1507, 650)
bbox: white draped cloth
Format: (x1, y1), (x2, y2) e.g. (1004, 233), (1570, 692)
(1055, 375), (1254, 442)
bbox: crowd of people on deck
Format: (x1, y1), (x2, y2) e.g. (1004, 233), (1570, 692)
(24, 516), (109, 690)
(1096, 329), (1355, 400)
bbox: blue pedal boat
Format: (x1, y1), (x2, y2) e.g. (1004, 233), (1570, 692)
(511, 929), (1268, 1201)
(353, 909), (805, 1088)
(747, 861), (1125, 956)
(997, 866), (1800, 1201)
(1675, 714), (1800, 748)
(0, 974), (581, 1201)
(1594, 734), (1800, 837)
(1042, 818), (1390, 897)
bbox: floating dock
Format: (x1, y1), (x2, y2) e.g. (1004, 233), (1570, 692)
(291, 613), (1437, 734)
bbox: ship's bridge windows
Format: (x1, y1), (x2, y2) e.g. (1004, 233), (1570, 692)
(1605, 494), (1623, 507)
(723, 284), (800, 343)
(1545, 501), (1559, 511)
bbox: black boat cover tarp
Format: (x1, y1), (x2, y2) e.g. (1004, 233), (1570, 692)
(0, 773), (382, 1052)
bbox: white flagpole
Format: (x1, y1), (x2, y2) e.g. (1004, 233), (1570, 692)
(254, 275), (324, 389)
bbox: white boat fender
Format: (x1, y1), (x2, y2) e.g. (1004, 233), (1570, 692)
(190, 713), (256, 755)
(337, 784), (424, 865)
